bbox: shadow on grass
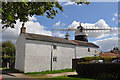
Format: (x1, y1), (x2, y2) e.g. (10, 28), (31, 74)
(2, 69), (22, 77)
(2, 69), (22, 73)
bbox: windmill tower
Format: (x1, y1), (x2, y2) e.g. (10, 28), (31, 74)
(52, 22), (111, 42)
(74, 23), (88, 41)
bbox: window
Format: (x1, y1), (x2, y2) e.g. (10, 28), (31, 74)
(53, 45), (57, 49)
(88, 48), (90, 52)
(95, 50), (97, 53)
(53, 56), (57, 62)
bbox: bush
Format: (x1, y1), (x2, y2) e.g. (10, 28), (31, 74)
(83, 57), (115, 62)
(76, 63), (120, 78)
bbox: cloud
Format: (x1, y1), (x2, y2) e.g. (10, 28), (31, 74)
(28, 15), (37, 21)
(114, 12), (118, 17)
(112, 12), (118, 21)
(63, 1), (81, 6)
(93, 37), (118, 52)
(53, 21), (61, 27)
(68, 21), (80, 29)
(52, 21), (66, 37)
(68, 19), (117, 39)
(2, 17), (52, 43)
(63, 2), (76, 6)
(53, 21), (66, 28)
(112, 17), (116, 21)
(2, 18), (67, 43)
(53, 31), (64, 37)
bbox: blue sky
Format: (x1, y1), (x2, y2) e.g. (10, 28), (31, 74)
(2, 2), (118, 51)
(35, 2), (118, 41)
(36, 2), (118, 27)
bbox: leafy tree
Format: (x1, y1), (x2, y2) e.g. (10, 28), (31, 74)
(114, 47), (119, 50)
(0, 0), (89, 30)
(1, 40), (15, 69)
(2, 40), (15, 56)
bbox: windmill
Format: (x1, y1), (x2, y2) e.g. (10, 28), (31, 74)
(52, 23), (111, 42)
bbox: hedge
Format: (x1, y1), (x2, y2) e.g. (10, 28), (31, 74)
(76, 63), (120, 78)
(82, 56), (116, 62)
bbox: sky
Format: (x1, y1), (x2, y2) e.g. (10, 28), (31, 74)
(1, 2), (119, 52)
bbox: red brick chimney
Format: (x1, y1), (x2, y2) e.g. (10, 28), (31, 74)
(21, 23), (26, 33)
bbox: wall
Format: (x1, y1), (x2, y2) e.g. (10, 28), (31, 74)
(52, 43), (75, 70)
(15, 35), (99, 73)
(24, 40), (76, 73)
(76, 46), (98, 58)
(15, 33), (26, 72)
(24, 40), (51, 73)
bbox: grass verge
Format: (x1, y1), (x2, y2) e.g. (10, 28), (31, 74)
(24, 68), (74, 75)
(52, 76), (96, 80)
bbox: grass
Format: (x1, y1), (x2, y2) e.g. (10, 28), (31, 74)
(52, 76), (115, 80)
(24, 68), (74, 75)
(53, 76), (96, 80)
(0, 68), (9, 70)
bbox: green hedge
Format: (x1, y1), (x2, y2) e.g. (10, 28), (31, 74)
(82, 57), (115, 62)
(76, 63), (120, 78)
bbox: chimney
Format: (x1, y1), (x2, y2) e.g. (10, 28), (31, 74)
(21, 23), (26, 33)
(65, 33), (70, 40)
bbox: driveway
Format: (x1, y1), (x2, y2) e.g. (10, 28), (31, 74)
(1, 69), (77, 79)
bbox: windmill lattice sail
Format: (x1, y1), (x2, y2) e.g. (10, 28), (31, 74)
(52, 24), (111, 42)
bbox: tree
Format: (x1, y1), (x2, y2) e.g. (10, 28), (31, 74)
(0, 0), (89, 30)
(1, 40), (15, 69)
(111, 47), (120, 54)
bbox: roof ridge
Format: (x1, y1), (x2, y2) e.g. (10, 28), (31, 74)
(25, 33), (77, 45)
(26, 33), (69, 40)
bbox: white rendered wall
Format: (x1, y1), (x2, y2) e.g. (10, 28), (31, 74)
(15, 34), (99, 73)
(76, 46), (98, 58)
(24, 40), (51, 73)
(24, 40), (76, 73)
(15, 34), (26, 72)
(52, 43), (76, 70)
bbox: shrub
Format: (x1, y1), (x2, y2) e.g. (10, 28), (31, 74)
(76, 63), (120, 78)
(83, 56), (115, 62)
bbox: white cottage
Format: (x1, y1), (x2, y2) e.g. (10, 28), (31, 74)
(15, 24), (99, 73)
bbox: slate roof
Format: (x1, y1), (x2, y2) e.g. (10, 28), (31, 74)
(24, 33), (99, 48)
(72, 40), (99, 48)
(25, 33), (77, 45)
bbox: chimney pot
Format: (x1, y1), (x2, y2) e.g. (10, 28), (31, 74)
(65, 33), (70, 40)
(21, 23), (26, 33)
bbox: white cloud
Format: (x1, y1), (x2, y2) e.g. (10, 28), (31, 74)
(68, 21), (80, 29)
(114, 12), (118, 17)
(53, 21), (61, 27)
(58, 0), (119, 2)
(53, 21), (66, 27)
(63, 1), (81, 6)
(68, 19), (117, 39)
(112, 12), (118, 21)
(28, 15), (37, 21)
(2, 18), (67, 43)
(63, 2), (76, 6)
(2, 17), (52, 43)
(53, 31), (64, 37)
(93, 37), (118, 52)
(112, 17), (116, 21)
